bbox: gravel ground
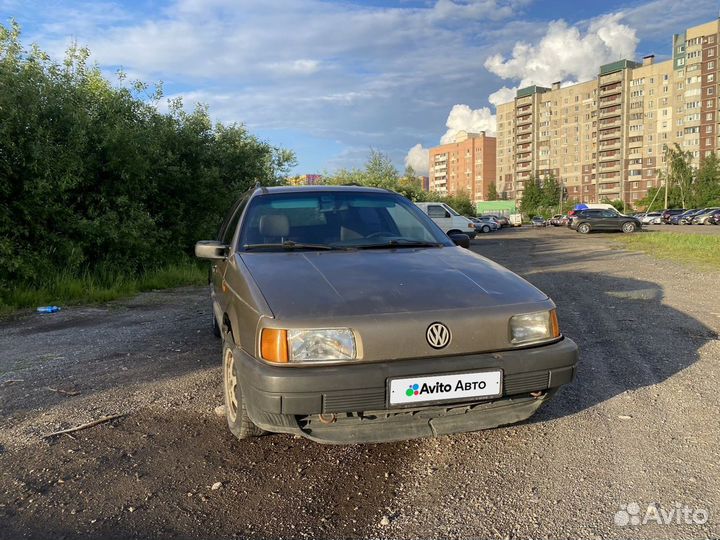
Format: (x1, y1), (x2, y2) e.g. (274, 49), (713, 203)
(1, 227), (718, 539)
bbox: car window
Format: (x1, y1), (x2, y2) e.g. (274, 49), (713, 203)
(427, 205), (450, 219)
(238, 191), (452, 249)
(601, 210), (618, 218)
(218, 196), (249, 245)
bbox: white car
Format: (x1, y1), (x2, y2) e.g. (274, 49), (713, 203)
(415, 202), (476, 238)
(641, 212), (662, 225)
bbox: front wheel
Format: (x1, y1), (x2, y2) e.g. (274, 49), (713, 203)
(223, 341), (265, 440)
(577, 223), (591, 234)
(622, 222), (637, 233)
(482, 225), (491, 233)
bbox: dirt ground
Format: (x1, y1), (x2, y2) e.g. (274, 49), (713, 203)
(1, 227), (719, 539)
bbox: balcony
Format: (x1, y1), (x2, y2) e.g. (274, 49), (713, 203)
(516, 133), (532, 142)
(598, 107), (622, 119)
(598, 152), (620, 162)
(599, 83), (622, 97)
(598, 129), (621, 141)
(627, 138), (643, 148)
(598, 163), (621, 173)
(599, 72), (623, 85)
(599, 95), (622, 107)
(516, 117), (533, 127)
(516, 124), (533, 135)
(598, 118), (622, 129)
(516, 163), (532, 172)
(598, 141), (621, 151)
(516, 105), (532, 115)
(598, 187), (620, 196)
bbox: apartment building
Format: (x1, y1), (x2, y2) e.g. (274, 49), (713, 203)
(428, 131), (496, 203)
(496, 19), (720, 206)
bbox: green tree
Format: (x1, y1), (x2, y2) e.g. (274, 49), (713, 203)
(540, 173), (561, 209)
(487, 181), (498, 201)
(519, 176), (543, 216)
(0, 22), (296, 292)
(692, 152), (720, 207)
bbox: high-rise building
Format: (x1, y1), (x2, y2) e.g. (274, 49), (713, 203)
(496, 19), (720, 206)
(428, 131), (496, 203)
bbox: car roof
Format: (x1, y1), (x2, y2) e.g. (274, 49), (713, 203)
(252, 185), (390, 195)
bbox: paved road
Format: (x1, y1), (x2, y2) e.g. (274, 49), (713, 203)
(1, 228), (719, 539)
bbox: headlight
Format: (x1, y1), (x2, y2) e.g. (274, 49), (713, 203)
(261, 328), (356, 363)
(509, 310), (560, 345)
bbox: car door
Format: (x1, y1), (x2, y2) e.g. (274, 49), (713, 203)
(213, 196), (249, 322)
(597, 210), (618, 230)
(427, 204), (451, 233)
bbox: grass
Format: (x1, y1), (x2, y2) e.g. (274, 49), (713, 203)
(614, 231), (720, 270)
(0, 261), (207, 314)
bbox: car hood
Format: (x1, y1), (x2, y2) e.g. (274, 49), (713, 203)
(240, 247), (547, 319)
(239, 247), (557, 359)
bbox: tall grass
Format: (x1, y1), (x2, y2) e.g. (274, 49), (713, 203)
(0, 261), (206, 314)
(614, 232), (720, 269)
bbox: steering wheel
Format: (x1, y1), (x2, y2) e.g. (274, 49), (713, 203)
(365, 231), (396, 238)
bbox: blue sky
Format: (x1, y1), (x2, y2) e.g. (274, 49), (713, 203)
(2, 0), (718, 175)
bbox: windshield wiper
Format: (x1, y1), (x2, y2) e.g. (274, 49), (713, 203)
(356, 240), (443, 249)
(243, 241), (337, 251)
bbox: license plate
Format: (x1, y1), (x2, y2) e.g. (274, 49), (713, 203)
(388, 370), (502, 406)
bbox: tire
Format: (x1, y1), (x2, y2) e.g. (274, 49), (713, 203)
(577, 223), (591, 234)
(212, 312), (221, 338)
(622, 221), (637, 233)
(482, 225), (491, 233)
(222, 340), (265, 440)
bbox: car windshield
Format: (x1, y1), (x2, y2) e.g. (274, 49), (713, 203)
(238, 191), (453, 250)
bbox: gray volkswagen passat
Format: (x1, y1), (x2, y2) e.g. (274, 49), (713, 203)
(196, 186), (578, 444)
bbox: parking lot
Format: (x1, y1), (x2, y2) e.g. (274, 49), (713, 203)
(1, 226), (719, 539)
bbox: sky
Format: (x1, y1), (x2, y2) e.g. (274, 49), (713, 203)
(2, 0), (719, 176)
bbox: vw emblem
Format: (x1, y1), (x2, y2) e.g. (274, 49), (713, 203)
(426, 322), (451, 349)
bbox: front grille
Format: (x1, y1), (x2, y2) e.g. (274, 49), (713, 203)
(504, 370), (549, 395)
(321, 370), (550, 412)
(323, 389), (386, 413)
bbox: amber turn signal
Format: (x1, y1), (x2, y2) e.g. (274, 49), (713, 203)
(550, 309), (560, 338)
(261, 328), (288, 363)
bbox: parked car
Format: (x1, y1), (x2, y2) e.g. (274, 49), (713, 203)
(482, 214), (509, 228)
(569, 209), (641, 234)
(471, 216), (499, 233)
(415, 202), (476, 239)
(661, 208), (686, 224)
(548, 214), (568, 227)
(508, 213), (523, 227)
(531, 216), (546, 227)
(641, 212), (663, 225)
(691, 208), (720, 225)
(195, 185), (578, 443)
(674, 208), (703, 224)
(712, 213), (720, 225)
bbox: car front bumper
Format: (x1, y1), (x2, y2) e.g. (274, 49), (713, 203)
(236, 337), (578, 443)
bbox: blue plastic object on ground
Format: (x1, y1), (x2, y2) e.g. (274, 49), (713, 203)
(36, 306), (61, 313)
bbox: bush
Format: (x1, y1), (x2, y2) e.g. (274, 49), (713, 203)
(0, 23), (296, 292)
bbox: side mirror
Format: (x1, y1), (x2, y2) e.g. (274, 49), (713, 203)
(448, 233), (470, 249)
(195, 240), (229, 260)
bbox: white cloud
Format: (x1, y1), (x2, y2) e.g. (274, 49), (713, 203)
(440, 104), (496, 144)
(484, 14), (638, 90)
(404, 144), (429, 175)
(488, 86), (517, 107)
(430, 0), (523, 21)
